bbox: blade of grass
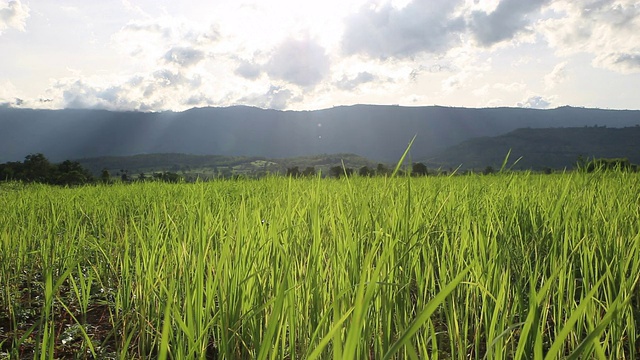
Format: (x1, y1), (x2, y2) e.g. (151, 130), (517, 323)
(256, 276), (288, 360)
(543, 276), (604, 360)
(392, 135), (417, 177)
(307, 307), (355, 360)
(382, 266), (471, 360)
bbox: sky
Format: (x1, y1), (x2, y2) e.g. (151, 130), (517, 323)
(1, 0), (639, 112)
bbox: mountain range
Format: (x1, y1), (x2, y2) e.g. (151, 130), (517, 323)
(1, 105), (639, 165)
(425, 126), (640, 170)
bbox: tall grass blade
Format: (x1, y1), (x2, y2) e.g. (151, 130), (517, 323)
(544, 276), (604, 360)
(392, 135), (417, 177)
(382, 266), (471, 360)
(306, 307), (355, 360)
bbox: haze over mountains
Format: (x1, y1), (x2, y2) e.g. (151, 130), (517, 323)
(1, 105), (639, 165)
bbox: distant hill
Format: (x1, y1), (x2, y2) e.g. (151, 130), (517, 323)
(425, 126), (640, 170)
(1, 105), (639, 163)
(76, 153), (379, 178)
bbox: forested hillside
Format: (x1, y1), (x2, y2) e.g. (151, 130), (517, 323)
(426, 126), (640, 170)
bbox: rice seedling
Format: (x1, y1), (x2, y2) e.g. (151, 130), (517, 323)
(0, 171), (638, 359)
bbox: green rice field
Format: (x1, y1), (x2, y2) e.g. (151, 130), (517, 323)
(1, 172), (639, 359)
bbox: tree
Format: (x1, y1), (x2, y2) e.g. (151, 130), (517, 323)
(161, 172), (183, 183)
(101, 169), (111, 183)
(286, 166), (300, 177)
(586, 158), (632, 172)
(152, 171), (183, 183)
(54, 160), (93, 185)
(359, 166), (373, 177)
(376, 163), (388, 176)
(483, 166), (495, 175)
(302, 166), (316, 177)
(329, 166), (343, 178)
(23, 153), (52, 183)
(411, 162), (428, 176)
(344, 167), (354, 177)
(0, 154), (93, 185)
(0, 161), (23, 181)
(329, 166), (354, 178)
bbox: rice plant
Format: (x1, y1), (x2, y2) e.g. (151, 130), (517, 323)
(0, 172), (638, 359)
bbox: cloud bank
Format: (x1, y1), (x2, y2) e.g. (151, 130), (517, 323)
(541, 0), (640, 73)
(342, 1), (464, 58)
(3, 0), (639, 111)
(468, 0), (550, 46)
(0, 0), (29, 34)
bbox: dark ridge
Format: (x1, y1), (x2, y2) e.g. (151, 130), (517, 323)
(425, 126), (640, 170)
(1, 105), (639, 163)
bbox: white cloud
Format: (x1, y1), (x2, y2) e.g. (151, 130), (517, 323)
(342, 0), (465, 58)
(235, 60), (262, 80)
(42, 15), (230, 111)
(0, 0), (29, 34)
(438, 44), (493, 95)
(49, 68), (209, 111)
(237, 85), (300, 110)
(341, 0), (554, 59)
(467, 0), (550, 46)
(544, 61), (568, 88)
(37, 13), (329, 112)
(335, 72), (377, 90)
(2, 0), (640, 111)
(442, 71), (472, 94)
(594, 52), (640, 74)
(163, 47), (206, 67)
(111, 17), (218, 67)
(517, 94), (552, 109)
(0, 80), (18, 103)
(265, 38), (331, 88)
(540, 0), (640, 73)
(120, 0), (148, 17)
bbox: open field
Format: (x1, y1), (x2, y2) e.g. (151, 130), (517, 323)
(1, 172), (639, 359)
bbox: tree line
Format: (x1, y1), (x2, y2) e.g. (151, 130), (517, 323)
(576, 156), (638, 173)
(0, 153), (94, 186)
(2, 153), (637, 186)
(0, 154), (187, 186)
(286, 162), (429, 178)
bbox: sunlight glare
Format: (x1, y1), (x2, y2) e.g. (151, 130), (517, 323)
(225, 0), (370, 52)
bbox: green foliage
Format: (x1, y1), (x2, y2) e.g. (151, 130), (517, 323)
(76, 153), (378, 179)
(411, 162), (428, 176)
(0, 153), (94, 185)
(100, 168), (110, 183)
(329, 165), (353, 178)
(286, 166), (300, 177)
(1, 173), (639, 359)
(357, 166), (373, 177)
(585, 157), (635, 172)
(483, 165), (495, 175)
(302, 166), (316, 177)
(152, 171), (184, 183)
(376, 163), (389, 176)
